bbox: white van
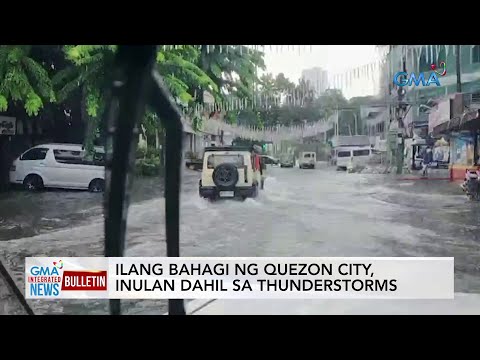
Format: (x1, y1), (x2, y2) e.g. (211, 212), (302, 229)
(299, 152), (316, 169)
(9, 143), (105, 192)
(336, 146), (371, 171)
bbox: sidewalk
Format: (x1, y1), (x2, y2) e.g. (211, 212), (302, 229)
(359, 164), (452, 181)
(397, 168), (451, 181)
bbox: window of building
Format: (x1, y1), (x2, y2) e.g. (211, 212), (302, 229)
(472, 45), (480, 63)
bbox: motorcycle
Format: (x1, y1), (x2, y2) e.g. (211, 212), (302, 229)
(462, 169), (480, 201)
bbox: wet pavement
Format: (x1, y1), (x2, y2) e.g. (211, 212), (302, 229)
(0, 177), (165, 241)
(2, 163), (480, 315)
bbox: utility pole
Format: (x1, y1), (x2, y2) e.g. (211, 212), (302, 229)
(396, 52), (407, 175)
(353, 112), (358, 135)
(334, 107), (339, 138)
(456, 45), (462, 92)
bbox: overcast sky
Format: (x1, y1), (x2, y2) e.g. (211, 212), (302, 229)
(262, 45), (381, 99)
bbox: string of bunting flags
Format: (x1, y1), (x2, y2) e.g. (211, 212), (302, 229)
(183, 111), (339, 143)
(159, 45), (314, 53)
(176, 62), (385, 114)
(166, 45), (390, 142)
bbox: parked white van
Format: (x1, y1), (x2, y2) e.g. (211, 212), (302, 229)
(336, 146), (372, 171)
(9, 143), (105, 192)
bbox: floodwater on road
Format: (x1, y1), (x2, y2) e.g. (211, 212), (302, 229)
(0, 177), (166, 241)
(1, 164), (480, 315)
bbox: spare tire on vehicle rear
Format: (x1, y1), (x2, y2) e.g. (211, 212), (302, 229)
(212, 163), (239, 187)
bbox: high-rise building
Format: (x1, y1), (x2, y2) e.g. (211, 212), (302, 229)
(301, 67), (329, 96)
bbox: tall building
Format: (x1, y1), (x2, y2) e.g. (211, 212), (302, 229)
(301, 67), (329, 96)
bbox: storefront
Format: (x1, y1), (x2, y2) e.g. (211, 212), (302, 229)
(432, 137), (449, 165)
(428, 93), (480, 181)
(449, 132), (477, 180)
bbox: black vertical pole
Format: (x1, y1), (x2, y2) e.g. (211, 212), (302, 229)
(149, 71), (186, 315)
(396, 54), (407, 175)
(456, 45), (462, 93)
(471, 128), (478, 166)
(104, 46), (157, 315)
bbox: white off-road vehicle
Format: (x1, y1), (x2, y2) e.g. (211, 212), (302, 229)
(299, 151), (316, 169)
(199, 146), (264, 200)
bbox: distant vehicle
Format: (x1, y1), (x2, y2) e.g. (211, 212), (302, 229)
(9, 143), (105, 192)
(462, 169), (480, 201)
(199, 146), (264, 200)
(331, 135), (370, 148)
(336, 146), (372, 171)
(299, 152), (316, 169)
(261, 155), (279, 166)
(330, 135), (371, 166)
(280, 155), (294, 168)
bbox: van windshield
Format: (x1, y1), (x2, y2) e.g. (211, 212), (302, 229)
(337, 151), (351, 157)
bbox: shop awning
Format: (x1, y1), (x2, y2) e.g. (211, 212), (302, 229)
(432, 109), (480, 136)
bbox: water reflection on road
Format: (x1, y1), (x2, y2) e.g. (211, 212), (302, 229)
(1, 164), (480, 315)
(0, 177), (166, 241)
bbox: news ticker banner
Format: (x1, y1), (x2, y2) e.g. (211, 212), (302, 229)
(25, 257), (454, 300)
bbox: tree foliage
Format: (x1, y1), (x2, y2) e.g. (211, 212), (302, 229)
(199, 45), (265, 101)
(229, 72), (366, 137)
(0, 45), (368, 146)
(0, 45), (55, 116)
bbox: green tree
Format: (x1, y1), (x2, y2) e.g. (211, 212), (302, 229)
(157, 45), (219, 106)
(51, 45), (116, 154)
(258, 73), (279, 108)
(314, 88), (348, 119)
(0, 45), (55, 116)
(51, 45), (270, 151)
(199, 45), (265, 102)
(274, 73), (295, 94)
(52, 45), (221, 151)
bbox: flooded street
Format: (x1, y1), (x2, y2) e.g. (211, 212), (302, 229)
(0, 177), (166, 241)
(2, 164), (480, 315)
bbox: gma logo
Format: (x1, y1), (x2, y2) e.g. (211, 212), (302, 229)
(393, 72), (442, 87)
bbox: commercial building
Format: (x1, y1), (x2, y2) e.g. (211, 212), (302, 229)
(386, 45), (480, 179)
(301, 67), (329, 96)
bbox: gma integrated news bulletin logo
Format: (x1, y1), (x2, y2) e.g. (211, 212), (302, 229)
(393, 61), (447, 87)
(26, 258), (108, 299)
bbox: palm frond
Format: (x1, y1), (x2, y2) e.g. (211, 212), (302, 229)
(56, 79), (82, 103)
(22, 57), (55, 101)
(24, 91), (43, 116)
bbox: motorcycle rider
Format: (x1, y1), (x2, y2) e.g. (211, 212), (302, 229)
(422, 147), (433, 176)
(461, 168), (480, 192)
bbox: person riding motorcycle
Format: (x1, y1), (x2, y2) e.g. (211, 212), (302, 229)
(461, 168), (480, 193)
